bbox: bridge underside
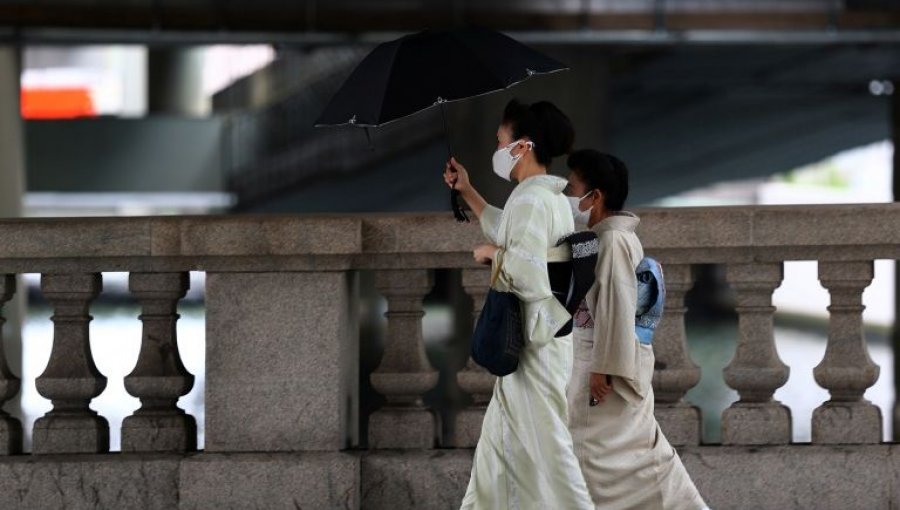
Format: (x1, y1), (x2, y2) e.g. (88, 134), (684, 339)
(3, 1), (900, 43)
(224, 42), (896, 213)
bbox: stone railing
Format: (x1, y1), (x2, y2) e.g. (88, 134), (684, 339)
(0, 204), (899, 509)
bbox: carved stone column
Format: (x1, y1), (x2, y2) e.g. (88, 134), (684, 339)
(652, 263), (702, 446)
(33, 273), (107, 454)
(722, 263), (791, 445)
(0, 275), (22, 454)
(369, 269), (439, 448)
(122, 272), (196, 452)
(813, 261), (881, 444)
(452, 268), (496, 447)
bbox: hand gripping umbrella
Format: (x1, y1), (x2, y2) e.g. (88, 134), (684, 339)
(314, 26), (568, 222)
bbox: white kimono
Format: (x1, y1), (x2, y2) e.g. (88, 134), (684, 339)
(461, 175), (594, 510)
(567, 212), (706, 510)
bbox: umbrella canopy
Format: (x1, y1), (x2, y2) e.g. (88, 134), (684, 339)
(314, 26), (567, 128)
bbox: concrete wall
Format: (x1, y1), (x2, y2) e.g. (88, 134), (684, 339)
(25, 116), (224, 193)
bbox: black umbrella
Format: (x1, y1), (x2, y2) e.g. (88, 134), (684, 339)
(315, 26), (568, 222)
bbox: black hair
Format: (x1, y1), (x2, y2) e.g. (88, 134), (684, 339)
(501, 99), (574, 166)
(567, 149), (629, 211)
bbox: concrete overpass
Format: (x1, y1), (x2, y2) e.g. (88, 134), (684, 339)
(2, 0), (899, 213)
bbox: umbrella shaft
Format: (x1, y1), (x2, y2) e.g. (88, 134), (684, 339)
(440, 103), (452, 158)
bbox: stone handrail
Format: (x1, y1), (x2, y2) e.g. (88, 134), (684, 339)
(0, 204), (897, 508)
(3, 204), (896, 267)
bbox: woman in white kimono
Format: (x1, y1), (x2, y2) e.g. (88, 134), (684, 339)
(564, 149), (707, 510)
(444, 99), (594, 510)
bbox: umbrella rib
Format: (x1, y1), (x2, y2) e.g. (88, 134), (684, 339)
(373, 43), (404, 127)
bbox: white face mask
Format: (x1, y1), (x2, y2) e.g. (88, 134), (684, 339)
(492, 140), (533, 181)
(567, 191), (593, 226)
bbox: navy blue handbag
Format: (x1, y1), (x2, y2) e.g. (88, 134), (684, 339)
(471, 287), (524, 377)
(471, 261), (525, 377)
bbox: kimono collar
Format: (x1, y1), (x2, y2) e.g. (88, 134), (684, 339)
(519, 174), (568, 194)
(591, 210), (640, 235)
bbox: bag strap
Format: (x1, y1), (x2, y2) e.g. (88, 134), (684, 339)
(490, 250), (504, 288)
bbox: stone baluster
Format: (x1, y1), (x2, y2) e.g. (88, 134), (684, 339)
(369, 269), (439, 448)
(122, 272), (196, 452)
(0, 275), (22, 454)
(33, 273), (107, 454)
(722, 263), (791, 445)
(812, 261), (881, 444)
(652, 263), (702, 446)
(452, 268), (496, 447)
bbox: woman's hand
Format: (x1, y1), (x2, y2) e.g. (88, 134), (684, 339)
(444, 157), (471, 194)
(473, 244), (499, 265)
(442, 156), (488, 219)
(589, 373), (612, 406)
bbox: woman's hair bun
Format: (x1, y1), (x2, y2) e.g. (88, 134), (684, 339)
(502, 98), (574, 166)
(528, 101), (574, 158)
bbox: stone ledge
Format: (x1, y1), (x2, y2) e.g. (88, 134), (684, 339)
(0, 452), (360, 510)
(0, 454), (180, 510)
(1, 205), (899, 266)
(180, 452), (360, 510)
(361, 445), (900, 510)
(0, 446), (898, 509)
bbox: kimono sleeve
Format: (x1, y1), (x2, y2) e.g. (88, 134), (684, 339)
(479, 204), (503, 244)
(492, 193), (570, 348)
(589, 231), (645, 398)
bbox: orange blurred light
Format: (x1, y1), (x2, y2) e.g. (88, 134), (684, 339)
(21, 87), (96, 119)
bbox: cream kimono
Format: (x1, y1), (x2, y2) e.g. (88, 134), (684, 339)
(460, 175), (593, 510)
(567, 212), (706, 510)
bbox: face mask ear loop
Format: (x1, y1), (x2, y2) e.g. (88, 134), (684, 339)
(512, 140), (534, 155)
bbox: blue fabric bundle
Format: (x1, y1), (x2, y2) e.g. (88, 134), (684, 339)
(635, 257), (665, 345)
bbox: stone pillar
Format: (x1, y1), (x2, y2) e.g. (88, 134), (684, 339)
(0, 46), (24, 215)
(813, 261), (881, 444)
(451, 268), (495, 447)
(722, 263), (791, 445)
(891, 90), (900, 441)
(122, 272), (196, 452)
(0, 275), (22, 454)
(369, 269), (439, 449)
(205, 272), (358, 452)
(147, 47), (207, 116)
(652, 263), (702, 446)
(33, 273), (108, 454)
(0, 45), (26, 436)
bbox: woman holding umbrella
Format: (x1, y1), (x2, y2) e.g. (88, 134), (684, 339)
(444, 99), (594, 510)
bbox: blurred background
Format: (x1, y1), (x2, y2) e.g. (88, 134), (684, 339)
(1, 0), (898, 449)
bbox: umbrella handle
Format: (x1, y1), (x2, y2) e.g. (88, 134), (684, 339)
(451, 188), (469, 223)
(441, 103), (468, 222)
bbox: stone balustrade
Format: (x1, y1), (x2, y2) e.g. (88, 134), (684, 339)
(0, 204), (898, 509)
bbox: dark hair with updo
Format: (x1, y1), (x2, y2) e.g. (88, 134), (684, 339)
(567, 149), (629, 211)
(501, 99), (574, 166)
